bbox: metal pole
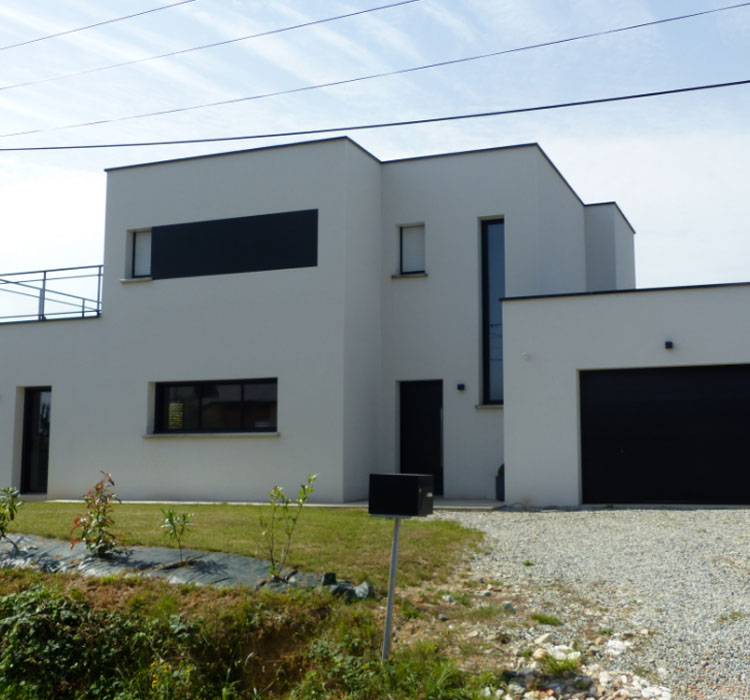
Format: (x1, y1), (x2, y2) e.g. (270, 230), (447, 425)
(38, 271), (47, 320)
(382, 516), (401, 661)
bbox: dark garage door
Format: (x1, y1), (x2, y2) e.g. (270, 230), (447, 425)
(580, 365), (750, 504)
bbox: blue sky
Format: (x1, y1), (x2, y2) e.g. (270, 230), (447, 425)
(1, 0), (749, 287)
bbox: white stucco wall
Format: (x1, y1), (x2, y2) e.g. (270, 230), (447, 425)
(377, 145), (595, 498)
(503, 283), (750, 506)
(341, 142), (383, 500)
(584, 203), (636, 292)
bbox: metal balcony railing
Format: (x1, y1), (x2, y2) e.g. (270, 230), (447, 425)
(0, 265), (102, 323)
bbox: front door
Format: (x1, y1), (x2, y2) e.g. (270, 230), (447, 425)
(21, 387), (51, 494)
(400, 380), (443, 495)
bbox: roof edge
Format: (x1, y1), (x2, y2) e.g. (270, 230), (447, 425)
(105, 136), (380, 172)
(585, 201), (636, 235)
(505, 280), (750, 304)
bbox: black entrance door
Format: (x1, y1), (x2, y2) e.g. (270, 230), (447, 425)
(21, 387), (51, 494)
(400, 380), (443, 495)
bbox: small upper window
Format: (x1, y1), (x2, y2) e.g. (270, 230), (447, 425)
(132, 230), (152, 278)
(400, 225), (425, 274)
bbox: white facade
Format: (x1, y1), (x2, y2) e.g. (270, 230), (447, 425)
(0, 137), (634, 502)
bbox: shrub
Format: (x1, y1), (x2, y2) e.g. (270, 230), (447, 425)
(258, 472), (317, 580)
(70, 471), (124, 557)
(0, 488), (22, 553)
(160, 508), (193, 562)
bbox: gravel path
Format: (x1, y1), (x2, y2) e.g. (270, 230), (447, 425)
(435, 507), (750, 700)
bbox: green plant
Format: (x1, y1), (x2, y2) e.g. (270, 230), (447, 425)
(0, 488), (22, 553)
(497, 464), (505, 477)
(531, 613), (562, 626)
(70, 471), (123, 557)
(160, 508), (193, 562)
(537, 651), (582, 676)
(400, 600), (423, 620)
(522, 560), (534, 567)
(258, 472), (317, 580)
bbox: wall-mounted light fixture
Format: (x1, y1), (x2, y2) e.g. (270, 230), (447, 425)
(457, 383), (465, 391)
(665, 340), (674, 350)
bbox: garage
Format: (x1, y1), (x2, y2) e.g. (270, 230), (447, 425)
(580, 364), (750, 504)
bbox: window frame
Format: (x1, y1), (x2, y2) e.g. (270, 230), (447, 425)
(154, 378), (278, 434)
(399, 224), (426, 275)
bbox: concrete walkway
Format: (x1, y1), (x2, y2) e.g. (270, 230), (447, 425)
(49, 498), (502, 511)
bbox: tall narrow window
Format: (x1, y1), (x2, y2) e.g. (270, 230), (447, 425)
(132, 230), (152, 278)
(400, 224), (425, 274)
(482, 219), (505, 403)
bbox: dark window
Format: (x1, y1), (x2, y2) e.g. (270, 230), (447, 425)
(155, 379), (277, 433)
(481, 219), (505, 404)
(150, 209), (317, 280)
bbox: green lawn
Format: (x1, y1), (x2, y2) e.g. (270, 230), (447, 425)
(12, 502), (482, 591)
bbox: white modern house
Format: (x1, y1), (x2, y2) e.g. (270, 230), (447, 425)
(11, 135), (742, 507)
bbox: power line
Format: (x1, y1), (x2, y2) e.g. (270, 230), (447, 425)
(0, 0), (422, 92)
(0, 0), (198, 52)
(1, 77), (747, 152)
(1, 0), (747, 138)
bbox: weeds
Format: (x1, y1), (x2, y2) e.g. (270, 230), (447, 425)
(718, 610), (747, 625)
(537, 652), (582, 676)
(531, 613), (562, 626)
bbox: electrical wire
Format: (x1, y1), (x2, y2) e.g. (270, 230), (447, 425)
(0, 0), (747, 138)
(0, 0), (198, 52)
(1, 77), (747, 152)
(0, 0), (422, 92)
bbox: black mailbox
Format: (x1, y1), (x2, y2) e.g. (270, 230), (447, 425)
(368, 473), (434, 517)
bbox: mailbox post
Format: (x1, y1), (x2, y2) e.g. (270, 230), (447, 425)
(368, 473), (434, 661)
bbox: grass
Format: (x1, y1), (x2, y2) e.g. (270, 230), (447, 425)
(537, 652), (581, 676)
(718, 610), (747, 625)
(530, 612), (562, 626)
(10, 502), (482, 592)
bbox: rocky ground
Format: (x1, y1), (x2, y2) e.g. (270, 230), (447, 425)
(390, 507), (750, 700)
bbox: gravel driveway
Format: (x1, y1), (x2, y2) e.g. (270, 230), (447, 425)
(435, 507), (750, 700)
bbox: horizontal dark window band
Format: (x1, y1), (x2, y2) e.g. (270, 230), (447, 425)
(151, 209), (317, 280)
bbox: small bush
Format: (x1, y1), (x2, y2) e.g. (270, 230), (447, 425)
(70, 472), (123, 557)
(0, 488), (22, 552)
(160, 508), (193, 562)
(258, 472), (317, 579)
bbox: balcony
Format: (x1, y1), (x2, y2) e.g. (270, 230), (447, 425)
(0, 265), (102, 324)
